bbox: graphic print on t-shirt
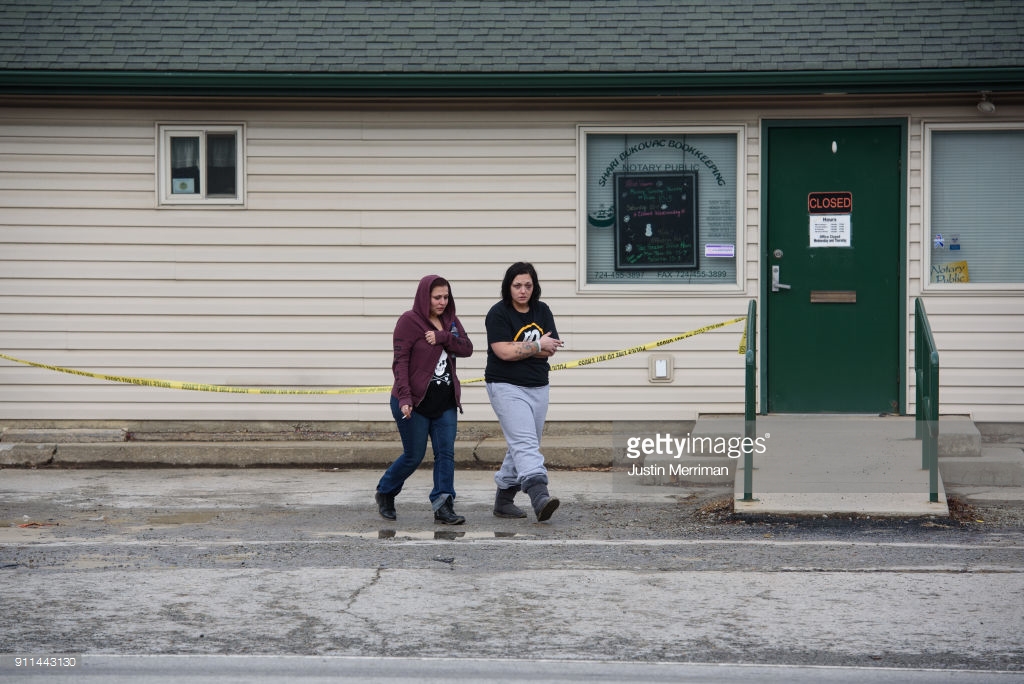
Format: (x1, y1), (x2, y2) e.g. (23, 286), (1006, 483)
(433, 354), (451, 386)
(514, 322), (545, 344)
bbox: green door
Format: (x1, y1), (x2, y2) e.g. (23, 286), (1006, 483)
(765, 123), (903, 413)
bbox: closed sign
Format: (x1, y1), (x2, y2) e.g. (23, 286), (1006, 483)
(808, 191), (852, 214)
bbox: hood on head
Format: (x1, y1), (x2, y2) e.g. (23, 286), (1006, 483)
(413, 274), (455, 325)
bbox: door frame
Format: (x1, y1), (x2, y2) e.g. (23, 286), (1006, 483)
(759, 118), (909, 415)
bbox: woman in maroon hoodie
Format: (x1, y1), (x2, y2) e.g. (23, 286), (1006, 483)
(375, 275), (474, 524)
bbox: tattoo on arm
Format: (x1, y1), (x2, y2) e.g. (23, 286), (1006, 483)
(515, 340), (539, 358)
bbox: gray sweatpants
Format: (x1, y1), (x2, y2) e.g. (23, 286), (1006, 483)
(486, 381), (550, 488)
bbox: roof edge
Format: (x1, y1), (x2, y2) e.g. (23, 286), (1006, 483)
(2, 68), (1023, 97)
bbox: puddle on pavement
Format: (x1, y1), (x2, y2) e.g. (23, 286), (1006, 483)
(371, 529), (533, 540)
(146, 512), (218, 525)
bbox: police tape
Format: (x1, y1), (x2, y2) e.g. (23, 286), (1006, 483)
(0, 352), (391, 395)
(0, 315), (746, 395)
(547, 315), (747, 372)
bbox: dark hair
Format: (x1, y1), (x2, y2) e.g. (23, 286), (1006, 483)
(430, 276), (450, 293)
(500, 262), (541, 307)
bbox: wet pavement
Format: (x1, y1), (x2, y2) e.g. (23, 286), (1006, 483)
(1, 468), (1023, 674)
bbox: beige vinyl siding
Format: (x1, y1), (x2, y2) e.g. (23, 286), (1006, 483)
(907, 295), (1024, 422)
(0, 106), (749, 422)
(0, 108), (579, 421)
(1, 104), (1022, 422)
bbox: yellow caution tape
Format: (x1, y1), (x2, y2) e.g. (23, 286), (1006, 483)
(548, 316), (746, 372)
(0, 315), (745, 395)
(0, 352), (390, 395)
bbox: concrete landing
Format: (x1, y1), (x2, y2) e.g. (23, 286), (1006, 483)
(715, 415), (950, 518)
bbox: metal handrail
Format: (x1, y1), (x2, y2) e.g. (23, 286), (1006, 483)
(742, 299), (757, 502)
(914, 298), (940, 503)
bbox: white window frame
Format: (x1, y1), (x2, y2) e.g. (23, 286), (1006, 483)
(922, 121), (1024, 293)
(157, 124), (246, 206)
(577, 124), (746, 295)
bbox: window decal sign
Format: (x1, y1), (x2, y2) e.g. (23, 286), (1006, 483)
(705, 243), (735, 258)
(932, 260), (970, 283)
(584, 132), (739, 284)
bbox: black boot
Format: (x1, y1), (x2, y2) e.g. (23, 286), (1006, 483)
(523, 477), (560, 522)
(434, 496), (466, 525)
(493, 485), (527, 519)
(375, 491), (396, 520)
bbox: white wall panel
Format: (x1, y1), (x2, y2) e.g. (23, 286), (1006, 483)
(1, 104), (1021, 423)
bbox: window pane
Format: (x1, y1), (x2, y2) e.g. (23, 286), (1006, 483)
(930, 130), (1024, 284)
(170, 136), (200, 194)
(585, 132), (738, 285)
(206, 133), (237, 197)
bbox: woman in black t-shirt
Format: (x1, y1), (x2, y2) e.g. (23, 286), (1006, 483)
(485, 262), (564, 522)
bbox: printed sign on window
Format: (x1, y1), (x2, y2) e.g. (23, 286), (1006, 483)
(932, 260), (969, 283)
(809, 215), (851, 247)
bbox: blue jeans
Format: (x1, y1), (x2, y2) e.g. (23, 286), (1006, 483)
(377, 395), (458, 510)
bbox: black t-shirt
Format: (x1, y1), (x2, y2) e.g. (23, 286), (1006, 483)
(484, 300), (559, 387)
(414, 351), (456, 419)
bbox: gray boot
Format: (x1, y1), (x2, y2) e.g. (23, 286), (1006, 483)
(523, 477), (560, 522)
(493, 485), (527, 519)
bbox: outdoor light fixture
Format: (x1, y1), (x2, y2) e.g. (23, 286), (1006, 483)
(977, 91), (996, 114)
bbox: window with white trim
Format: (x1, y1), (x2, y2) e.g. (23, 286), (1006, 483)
(578, 126), (744, 292)
(925, 124), (1024, 287)
(158, 125), (244, 205)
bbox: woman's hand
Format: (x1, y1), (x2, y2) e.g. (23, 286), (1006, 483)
(401, 404), (413, 420)
(536, 332), (564, 357)
(424, 330), (436, 345)
(491, 332), (563, 361)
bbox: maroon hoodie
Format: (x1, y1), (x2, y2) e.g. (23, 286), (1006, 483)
(391, 274), (473, 413)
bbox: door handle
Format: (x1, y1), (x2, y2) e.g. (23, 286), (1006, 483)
(771, 265), (791, 292)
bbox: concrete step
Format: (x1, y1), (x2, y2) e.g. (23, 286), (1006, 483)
(727, 415), (947, 517)
(688, 414), (983, 458)
(936, 416), (983, 458)
(934, 418), (1024, 487)
(675, 413), (1024, 490)
(0, 435), (614, 469)
(939, 446), (1024, 487)
(614, 414), (953, 516)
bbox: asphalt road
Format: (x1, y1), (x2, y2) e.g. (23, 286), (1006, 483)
(1, 468), (1022, 681)
(3, 655), (1022, 683)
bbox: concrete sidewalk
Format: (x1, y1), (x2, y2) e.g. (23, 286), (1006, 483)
(0, 423), (615, 470)
(4, 415), (1024, 519)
